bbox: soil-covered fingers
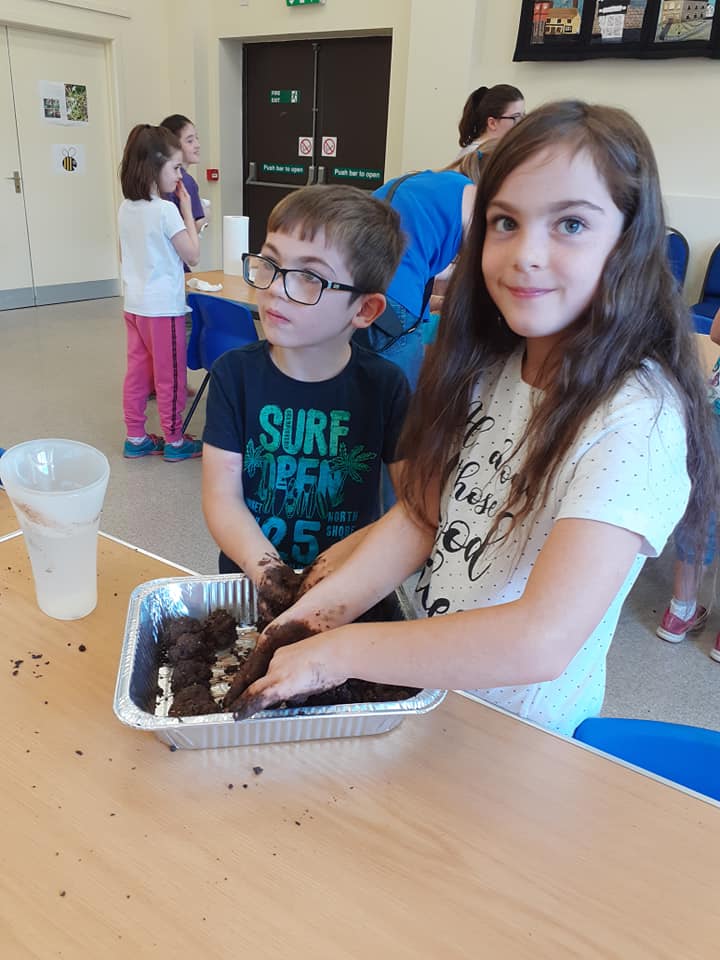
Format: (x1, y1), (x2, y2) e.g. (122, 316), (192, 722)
(256, 557), (304, 629)
(297, 555), (328, 597)
(233, 648), (337, 720)
(231, 692), (267, 722)
(223, 619), (317, 712)
(233, 640), (342, 719)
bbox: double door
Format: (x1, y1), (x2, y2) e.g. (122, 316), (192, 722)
(0, 26), (118, 310)
(243, 36), (392, 252)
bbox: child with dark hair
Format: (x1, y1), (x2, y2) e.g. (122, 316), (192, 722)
(457, 83), (525, 154)
(118, 124), (202, 462)
(237, 100), (718, 735)
(160, 114), (207, 254)
(201, 184), (410, 592)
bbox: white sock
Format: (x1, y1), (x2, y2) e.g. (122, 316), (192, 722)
(127, 435), (147, 445)
(169, 438), (184, 447)
(670, 597), (697, 621)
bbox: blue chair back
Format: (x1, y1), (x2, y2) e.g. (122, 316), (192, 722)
(573, 717), (720, 801)
(666, 228), (689, 288)
(186, 292), (258, 372)
(691, 240), (720, 328)
(700, 241), (720, 301)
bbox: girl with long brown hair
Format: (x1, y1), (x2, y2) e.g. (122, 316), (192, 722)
(236, 101), (717, 735)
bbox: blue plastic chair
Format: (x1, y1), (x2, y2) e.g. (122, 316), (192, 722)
(182, 293), (258, 433)
(666, 228), (689, 289)
(573, 717), (720, 801)
(691, 240), (720, 332)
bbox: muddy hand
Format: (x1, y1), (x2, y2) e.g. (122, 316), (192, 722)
(232, 630), (347, 720)
(296, 554), (328, 598)
(231, 692), (266, 722)
(224, 620), (316, 714)
(255, 556), (304, 630)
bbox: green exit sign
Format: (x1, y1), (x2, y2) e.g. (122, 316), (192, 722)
(270, 89), (301, 104)
(287, 0), (325, 6)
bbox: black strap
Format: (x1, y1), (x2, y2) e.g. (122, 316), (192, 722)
(385, 171), (435, 319)
(384, 170), (420, 203)
(354, 171), (433, 353)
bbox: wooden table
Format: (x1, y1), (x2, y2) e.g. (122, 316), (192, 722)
(187, 269), (259, 311)
(0, 489), (19, 539)
(1, 531), (719, 958)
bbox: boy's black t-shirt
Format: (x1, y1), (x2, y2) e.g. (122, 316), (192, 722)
(203, 340), (411, 567)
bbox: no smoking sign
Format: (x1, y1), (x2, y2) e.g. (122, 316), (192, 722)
(298, 136), (312, 157)
(321, 136), (337, 158)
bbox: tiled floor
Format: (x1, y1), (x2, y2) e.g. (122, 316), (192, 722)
(2, 296), (718, 729)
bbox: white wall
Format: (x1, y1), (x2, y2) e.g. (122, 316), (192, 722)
(171, 0), (718, 301)
(5, 1), (716, 302)
(466, 0), (720, 303)
(3, 0), (174, 135)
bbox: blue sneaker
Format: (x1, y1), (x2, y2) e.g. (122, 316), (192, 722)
(0, 447), (5, 488)
(163, 435), (202, 462)
(123, 434), (164, 459)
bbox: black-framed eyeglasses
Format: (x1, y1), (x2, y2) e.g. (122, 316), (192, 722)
(242, 252), (364, 306)
(498, 113), (525, 125)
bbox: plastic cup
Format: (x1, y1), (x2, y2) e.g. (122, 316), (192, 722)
(0, 439), (110, 620)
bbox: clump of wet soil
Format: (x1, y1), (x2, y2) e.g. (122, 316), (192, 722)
(158, 565), (418, 720)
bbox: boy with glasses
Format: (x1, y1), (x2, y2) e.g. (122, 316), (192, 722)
(201, 185), (409, 597)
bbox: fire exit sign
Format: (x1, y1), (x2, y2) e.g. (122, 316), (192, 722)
(287, 0), (325, 6)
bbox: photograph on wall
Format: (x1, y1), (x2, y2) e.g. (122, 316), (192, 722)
(515, 0), (720, 59)
(43, 98), (61, 119)
(64, 84), (89, 123)
(655, 1), (714, 42)
(39, 80), (89, 124)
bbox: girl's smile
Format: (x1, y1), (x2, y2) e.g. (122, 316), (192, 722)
(179, 124), (201, 165)
(504, 285), (557, 298)
(482, 145), (624, 372)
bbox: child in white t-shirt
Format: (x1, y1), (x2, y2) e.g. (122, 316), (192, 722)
(118, 124), (201, 463)
(230, 101), (718, 735)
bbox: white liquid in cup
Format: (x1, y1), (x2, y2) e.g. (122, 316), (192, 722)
(0, 439), (110, 620)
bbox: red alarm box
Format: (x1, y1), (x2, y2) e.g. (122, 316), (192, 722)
(206, 168), (220, 182)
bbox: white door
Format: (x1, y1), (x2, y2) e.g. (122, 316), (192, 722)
(4, 26), (119, 306)
(0, 28), (34, 309)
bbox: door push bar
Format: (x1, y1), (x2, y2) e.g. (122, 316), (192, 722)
(245, 160), (306, 190)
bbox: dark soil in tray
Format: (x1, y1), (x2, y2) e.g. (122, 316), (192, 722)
(158, 593), (419, 719)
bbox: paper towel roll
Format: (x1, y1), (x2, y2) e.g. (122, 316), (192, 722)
(223, 215), (249, 276)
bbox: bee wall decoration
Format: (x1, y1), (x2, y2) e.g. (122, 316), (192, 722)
(61, 147), (78, 172)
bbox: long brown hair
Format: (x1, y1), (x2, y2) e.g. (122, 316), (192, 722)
(458, 84), (524, 147)
(120, 124), (180, 201)
(398, 100), (717, 558)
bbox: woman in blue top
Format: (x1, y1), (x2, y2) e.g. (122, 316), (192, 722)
(371, 169), (475, 391)
(370, 87), (525, 391)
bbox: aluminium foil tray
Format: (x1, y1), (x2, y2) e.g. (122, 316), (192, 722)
(113, 574), (446, 749)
